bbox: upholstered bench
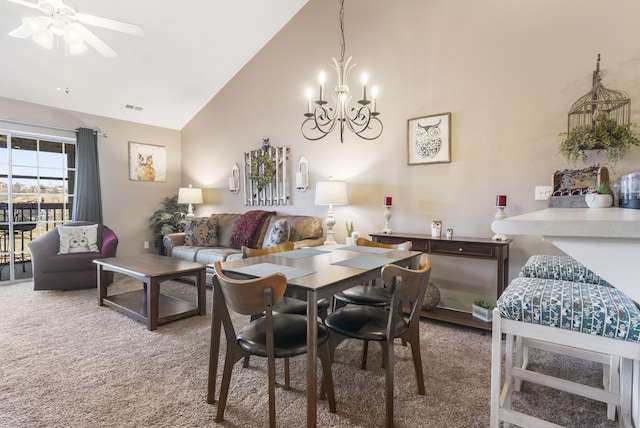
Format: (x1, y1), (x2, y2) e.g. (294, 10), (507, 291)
(519, 254), (612, 286)
(490, 276), (640, 427)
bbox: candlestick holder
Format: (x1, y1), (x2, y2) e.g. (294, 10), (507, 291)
(382, 205), (393, 234)
(492, 205), (508, 241)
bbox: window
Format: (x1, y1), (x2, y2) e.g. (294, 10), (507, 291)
(0, 131), (75, 282)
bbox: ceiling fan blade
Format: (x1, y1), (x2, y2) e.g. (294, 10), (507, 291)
(6, 0), (39, 10)
(75, 12), (144, 37)
(73, 24), (117, 57)
(8, 24), (32, 38)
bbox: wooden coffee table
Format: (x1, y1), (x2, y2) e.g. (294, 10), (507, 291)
(95, 254), (206, 331)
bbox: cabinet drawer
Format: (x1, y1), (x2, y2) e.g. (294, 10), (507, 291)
(430, 241), (496, 259)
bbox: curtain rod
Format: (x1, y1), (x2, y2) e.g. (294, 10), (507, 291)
(0, 119), (108, 137)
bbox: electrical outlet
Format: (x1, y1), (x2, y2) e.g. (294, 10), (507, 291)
(144, 241), (149, 249)
(535, 186), (552, 200)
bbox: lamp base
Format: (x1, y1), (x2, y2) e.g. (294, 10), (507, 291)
(324, 205), (337, 245)
(186, 204), (195, 218)
(324, 234), (337, 245)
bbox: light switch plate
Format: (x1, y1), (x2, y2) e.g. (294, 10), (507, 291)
(535, 186), (552, 200)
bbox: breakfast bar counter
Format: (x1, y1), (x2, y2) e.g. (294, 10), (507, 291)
(492, 207), (640, 303)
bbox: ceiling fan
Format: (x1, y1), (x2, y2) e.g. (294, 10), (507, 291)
(6, 0), (143, 57)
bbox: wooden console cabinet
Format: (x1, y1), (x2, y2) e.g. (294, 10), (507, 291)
(369, 232), (511, 330)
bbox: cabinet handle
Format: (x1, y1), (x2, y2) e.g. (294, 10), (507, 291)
(458, 248), (463, 252)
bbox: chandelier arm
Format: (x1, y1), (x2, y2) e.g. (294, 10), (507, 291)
(343, 106), (383, 140)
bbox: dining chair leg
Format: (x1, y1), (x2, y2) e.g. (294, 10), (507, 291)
(361, 341), (369, 369)
(267, 353), (277, 428)
(216, 348), (241, 423)
(406, 333), (425, 395)
(383, 341), (395, 428)
(283, 357), (291, 390)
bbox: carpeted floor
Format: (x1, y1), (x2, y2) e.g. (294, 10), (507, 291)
(0, 275), (618, 427)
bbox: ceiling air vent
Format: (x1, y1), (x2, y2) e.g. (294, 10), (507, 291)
(123, 104), (144, 111)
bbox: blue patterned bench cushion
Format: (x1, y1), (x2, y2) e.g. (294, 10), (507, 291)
(519, 255), (612, 286)
(498, 277), (640, 343)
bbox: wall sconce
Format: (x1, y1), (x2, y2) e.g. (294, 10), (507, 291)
(296, 156), (309, 191)
(228, 163), (240, 193)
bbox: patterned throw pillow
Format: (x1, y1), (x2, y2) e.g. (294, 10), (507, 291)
(185, 217), (218, 247)
(262, 219), (290, 248)
(58, 224), (99, 254)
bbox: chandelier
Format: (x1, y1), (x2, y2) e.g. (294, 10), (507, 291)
(301, 0), (383, 143)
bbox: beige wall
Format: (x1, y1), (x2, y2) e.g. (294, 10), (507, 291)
(181, 0), (640, 307)
(2, 0), (640, 305)
(0, 96), (181, 257)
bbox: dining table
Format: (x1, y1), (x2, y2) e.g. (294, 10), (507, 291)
(206, 244), (422, 427)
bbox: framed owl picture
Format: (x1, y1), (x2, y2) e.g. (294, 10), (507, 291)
(407, 112), (451, 165)
(128, 142), (167, 182)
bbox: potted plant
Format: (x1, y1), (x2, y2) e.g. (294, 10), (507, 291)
(148, 195), (188, 251)
(472, 299), (494, 323)
(585, 182), (613, 208)
(345, 221), (354, 244)
(558, 118), (640, 166)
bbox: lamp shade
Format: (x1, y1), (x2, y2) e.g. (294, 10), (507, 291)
(315, 180), (348, 206)
(178, 186), (203, 205)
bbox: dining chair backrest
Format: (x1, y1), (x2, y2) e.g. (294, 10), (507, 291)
(356, 237), (412, 252)
(213, 261), (287, 316)
(382, 253), (431, 326)
(242, 241), (294, 258)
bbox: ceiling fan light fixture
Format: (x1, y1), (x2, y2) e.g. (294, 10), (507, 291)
(65, 23), (84, 43)
(23, 16), (49, 35)
(32, 31), (53, 50)
(8, 0), (144, 58)
(67, 41), (87, 54)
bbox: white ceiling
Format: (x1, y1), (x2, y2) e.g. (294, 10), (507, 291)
(0, 0), (309, 130)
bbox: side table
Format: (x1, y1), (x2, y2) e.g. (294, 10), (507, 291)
(370, 232), (511, 330)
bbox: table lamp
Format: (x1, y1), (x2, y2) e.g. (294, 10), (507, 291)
(178, 184), (203, 218)
(315, 179), (348, 245)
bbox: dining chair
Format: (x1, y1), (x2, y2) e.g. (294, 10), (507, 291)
(333, 237), (412, 309)
(332, 237), (413, 369)
(323, 253), (431, 428)
(241, 242), (331, 388)
(211, 261), (336, 427)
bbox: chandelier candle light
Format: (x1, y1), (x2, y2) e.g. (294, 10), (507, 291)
(301, 0), (383, 143)
(382, 196), (393, 234)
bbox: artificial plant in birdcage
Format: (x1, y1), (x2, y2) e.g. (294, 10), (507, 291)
(559, 54), (640, 165)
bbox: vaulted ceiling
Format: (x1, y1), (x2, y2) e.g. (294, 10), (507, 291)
(0, 0), (309, 130)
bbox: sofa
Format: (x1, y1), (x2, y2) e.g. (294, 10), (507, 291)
(163, 211), (324, 285)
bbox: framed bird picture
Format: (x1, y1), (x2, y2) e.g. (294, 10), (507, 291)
(128, 141), (167, 182)
(407, 112), (451, 165)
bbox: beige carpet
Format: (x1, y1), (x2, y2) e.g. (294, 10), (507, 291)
(0, 275), (617, 427)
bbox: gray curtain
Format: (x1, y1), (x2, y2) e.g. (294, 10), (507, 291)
(73, 127), (103, 223)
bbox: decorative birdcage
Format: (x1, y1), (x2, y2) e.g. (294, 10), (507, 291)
(559, 54), (640, 165)
(567, 54), (630, 132)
